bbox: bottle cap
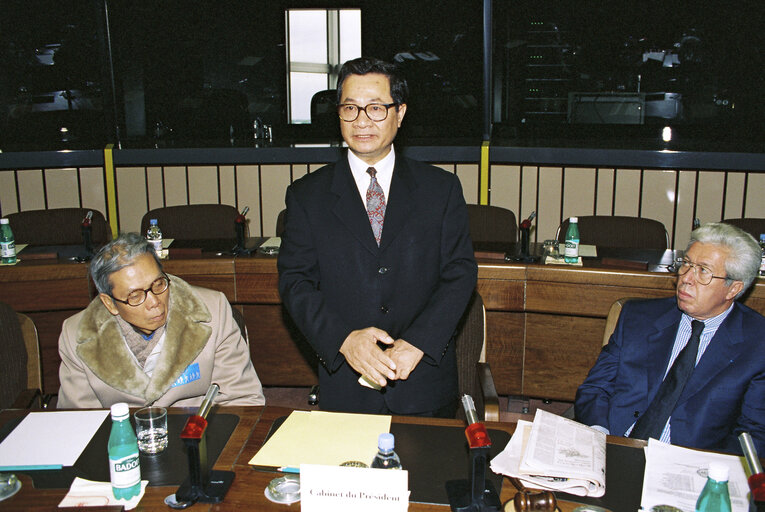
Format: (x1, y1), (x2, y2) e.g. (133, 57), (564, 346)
(707, 462), (729, 482)
(570, 217), (578, 223)
(378, 432), (395, 451)
(0, 219), (8, 224)
(150, 219), (158, 225)
(110, 402), (129, 420)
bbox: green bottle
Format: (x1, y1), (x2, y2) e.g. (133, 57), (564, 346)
(695, 462), (732, 512)
(0, 219), (16, 264)
(564, 217), (580, 263)
(108, 403), (141, 500)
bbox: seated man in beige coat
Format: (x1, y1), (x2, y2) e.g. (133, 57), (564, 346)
(57, 233), (264, 408)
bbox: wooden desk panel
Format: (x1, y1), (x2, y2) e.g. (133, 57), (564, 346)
(162, 258), (236, 302)
(485, 311), (525, 396)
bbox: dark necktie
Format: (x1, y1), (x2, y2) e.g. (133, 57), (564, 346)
(629, 319), (705, 440)
(365, 167), (386, 245)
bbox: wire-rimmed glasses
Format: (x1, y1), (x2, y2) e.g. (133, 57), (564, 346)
(111, 274), (171, 306)
(676, 259), (728, 285)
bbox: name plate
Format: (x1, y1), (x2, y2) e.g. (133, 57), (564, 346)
(300, 463), (409, 511)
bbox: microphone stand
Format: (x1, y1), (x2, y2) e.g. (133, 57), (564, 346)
(174, 384), (234, 504)
(739, 433), (765, 510)
(81, 210), (94, 258)
(446, 395), (501, 512)
(232, 206), (252, 255)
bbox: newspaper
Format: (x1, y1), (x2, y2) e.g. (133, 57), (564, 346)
(640, 439), (750, 512)
(490, 409), (606, 497)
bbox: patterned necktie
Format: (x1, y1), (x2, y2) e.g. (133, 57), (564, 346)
(366, 167), (386, 245)
(629, 319), (705, 440)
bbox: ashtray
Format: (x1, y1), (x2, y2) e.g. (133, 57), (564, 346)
(265, 474), (300, 504)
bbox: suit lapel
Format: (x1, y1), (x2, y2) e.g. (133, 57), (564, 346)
(330, 157), (380, 255)
(643, 306), (683, 391)
(379, 156), (415, 251)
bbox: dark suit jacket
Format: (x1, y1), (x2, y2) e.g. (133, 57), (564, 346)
(575, 296), (765, 454)
(277, 153), (478, 414)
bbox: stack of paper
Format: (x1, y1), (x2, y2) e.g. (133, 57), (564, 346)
(640, 439), (750, 512)
(490, 409), (606, 497)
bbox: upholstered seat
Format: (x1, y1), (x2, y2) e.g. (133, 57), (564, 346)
(556, 215), (668, 250)
(467, 204), (517, 244)
(7, 208), (111, 246)
(140, 204), (242, 240)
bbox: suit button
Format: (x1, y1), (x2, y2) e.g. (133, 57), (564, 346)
(378, 267), (389, 274)
(380, 306), (389, 314)
(634, 411), (640, 418)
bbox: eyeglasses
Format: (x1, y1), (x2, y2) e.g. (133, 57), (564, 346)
(111, 274), (170, 306)
(676, 259), (728, 285)
(337, 103), (397, 122)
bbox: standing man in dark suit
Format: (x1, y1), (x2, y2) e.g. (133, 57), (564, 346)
(575, 222), (765, 454)
(277, 57), (477, 417)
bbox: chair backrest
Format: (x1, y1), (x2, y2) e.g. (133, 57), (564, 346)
(140, 204), (242, 240)
(455, 291), (487, 420)
(276, 209), (287, 238)
(556, 215), (669, 250)
(721, 218), (765, 240)
(466, 204), (517, 244)
(310, 89), (339, 134)
(0, 302), (40, 409)
(6, 208), (111, 246)
(602, 297), (632, 347)
(229, 304), (249, 345)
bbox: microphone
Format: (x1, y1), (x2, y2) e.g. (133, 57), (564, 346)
(739, 432), (765, 504)
(518, 211), (536, 260)
(81, 210), (94, 254)
(234, 206), (249, 253)
(519, 210), (536, 230)
(462, 395), (491, 449)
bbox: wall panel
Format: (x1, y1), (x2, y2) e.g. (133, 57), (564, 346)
(146, 166), (164, 210)
(44, 168), (79, 209)
(674, 170), (698, 249)
(17, 170), (45, 211)
(236, 165), (261, 237)
(489, 164), (520, 213)
(219, 165), (236, 206)
(260, 164), (292, 237)
(723, 172), (746, 219)
(188, 166), (220, 204)
(562, 167), (596, 220)
(594, 168), (614, 215)
(696, 171), (725, 223)
(455, 163), (479, 205)
(641, 169), (676, 244)
(537, 167), (562, 241)
(79, 167), (107, 216)
(116, 167), (148, 233)
(0, 171), (19, 215)
(612, 168), (640, 216)
(745, 173), (765, 218)
(163, 166), (187, 206)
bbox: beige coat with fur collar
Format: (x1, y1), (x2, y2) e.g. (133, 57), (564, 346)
(57, 275), (264, 408)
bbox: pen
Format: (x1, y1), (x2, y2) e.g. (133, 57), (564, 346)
(278, 466), (300, 474)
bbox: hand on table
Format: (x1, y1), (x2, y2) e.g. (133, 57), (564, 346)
(340, 327), (396, 387)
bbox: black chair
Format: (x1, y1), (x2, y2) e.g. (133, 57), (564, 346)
(140, 204), (243, 240)
(721, 218), (765, 239)
(7, 208), (111, 246)
(556, 215), (669, 250)
(310, 89), (340, 138)
(0, 301), (44, 409)
(466, 204), (517, 244)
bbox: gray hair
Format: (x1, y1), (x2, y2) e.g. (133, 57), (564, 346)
(687, 222), (761, 298)
(90, 232), (163, 295)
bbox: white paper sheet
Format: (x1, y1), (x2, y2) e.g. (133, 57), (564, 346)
(0, 410), (109, 469)
(300, 463), (409, 512)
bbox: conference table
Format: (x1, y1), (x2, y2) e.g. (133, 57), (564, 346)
(2, 241), (764, 401)
(0, 405), (648, 511)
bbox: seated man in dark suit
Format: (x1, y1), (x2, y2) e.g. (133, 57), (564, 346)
(575, 222), (764, 454)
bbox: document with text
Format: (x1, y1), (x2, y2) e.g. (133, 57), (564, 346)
(490, 409), (606, 497)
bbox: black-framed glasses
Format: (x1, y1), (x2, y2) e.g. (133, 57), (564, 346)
(111, 274), (170, 306)
(676, 259), (728, 286)
(337, 103), (397, 122)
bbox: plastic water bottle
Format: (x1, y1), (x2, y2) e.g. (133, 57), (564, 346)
(146, 219), (163, 256)
(108, 402), (141, 500)
(0, 219), (16, 264)
(371, 433), (402, 470)
(695, 462), (732, 512)
(564, 217), (580, 263)
(759, 234), (765, 276)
